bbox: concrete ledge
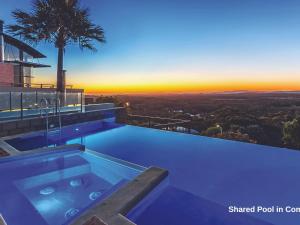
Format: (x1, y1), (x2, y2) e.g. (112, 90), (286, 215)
(71, 167), (168, 225)
(0, 214), (7, 225)
(0, 148), (9, 157)
(82, 215), (135, 225)
(0, 144), (85, 162)
(18, 143), (86, 156)
(0, 140), (18, 156)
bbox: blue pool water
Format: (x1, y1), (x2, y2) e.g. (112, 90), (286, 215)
(6, 120), (300, 225)
(0, 148), (142, 225)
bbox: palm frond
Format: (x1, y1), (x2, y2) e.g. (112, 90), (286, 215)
(8, 0), (105, 51)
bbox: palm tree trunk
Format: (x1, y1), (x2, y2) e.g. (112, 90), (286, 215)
(57, 46), (64, 92)
(56, 46), (65, 106)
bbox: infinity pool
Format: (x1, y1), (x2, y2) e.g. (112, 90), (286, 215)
(5, 120), (300, 225)
(0, 148), (142, 225)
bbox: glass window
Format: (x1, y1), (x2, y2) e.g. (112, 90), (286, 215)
(23, 52), (33, 62)
(4, 43), (20, 61)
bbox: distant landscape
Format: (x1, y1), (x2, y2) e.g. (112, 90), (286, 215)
(87, 91), (300, 150)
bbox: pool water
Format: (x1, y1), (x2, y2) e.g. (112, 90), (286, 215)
(6, 120), (300, 225)
(0, 149), (142, 225)
(128, 185), (272, 225)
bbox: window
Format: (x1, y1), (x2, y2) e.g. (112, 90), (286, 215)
(23, 52), (33, 62)
(4, 43), (20, 61)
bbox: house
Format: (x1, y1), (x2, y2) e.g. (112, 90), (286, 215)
(0, 20), (51, 88)
(0, 20), (84, 118)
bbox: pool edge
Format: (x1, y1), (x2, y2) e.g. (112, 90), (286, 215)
(71, 167), (168, 225)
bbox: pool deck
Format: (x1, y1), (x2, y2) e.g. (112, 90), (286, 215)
(71, 167), (168, 225)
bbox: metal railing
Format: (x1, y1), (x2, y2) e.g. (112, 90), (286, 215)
(0, 82), (73, 89)
(40, 97), (62, 135)
(127, 114), (192, 133)
(40, 98), (50, 134)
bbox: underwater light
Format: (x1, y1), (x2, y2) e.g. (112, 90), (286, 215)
(70, 178), (83, 187)
(65, 208), (79, 219)
(75, 128), (79, 131)
(35, 198), (63, 213)
(39, 187), (55, 195)
(89, 191), (102, 201)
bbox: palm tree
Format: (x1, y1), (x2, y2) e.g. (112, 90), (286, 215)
(8, 0), (105, 100)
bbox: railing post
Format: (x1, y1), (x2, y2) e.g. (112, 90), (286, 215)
(55, 91), (58, 115)
(35, 91), (38, 106)
(80, 91), (83, 112)
(20, 92), (23, 119)
(9, 92), (12, 111)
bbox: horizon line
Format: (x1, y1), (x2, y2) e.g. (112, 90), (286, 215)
(85, 89), (300, 96)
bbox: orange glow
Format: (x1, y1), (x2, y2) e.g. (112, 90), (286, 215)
(83, 80), (300, 94)
(34, 72), (300, 95)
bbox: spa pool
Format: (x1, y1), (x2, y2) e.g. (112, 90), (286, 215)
(0, 148), (143, 225)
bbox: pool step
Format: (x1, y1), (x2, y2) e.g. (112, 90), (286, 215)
(47, 128), (62, 135)
(14, 161), (91, 190)
(11, 155), (91, 190)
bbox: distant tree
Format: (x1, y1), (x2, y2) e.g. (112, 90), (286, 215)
(245, 124), (267, 144)
(202, 126), (222, 136)
(226, 115), (256, 127)
(8, 0), (105, 96)
(96, 96), (123, 107)
(283, 117), (300, 149)
(230, 124), (241, 132)
(216, 132), (253, 143)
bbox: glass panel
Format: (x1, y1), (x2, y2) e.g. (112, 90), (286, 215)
(11, 92), (21, 110)
(65, 92), (81, 106)
(4, 43), (20, 61)
(0, 92), (10, 111)
(23, 67), (32, 87)
(22, 92), (37, 109)
(23, 52), (33, 62)
(37, 92), (57, 106)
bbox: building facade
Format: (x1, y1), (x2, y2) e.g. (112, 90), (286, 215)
(0, 20), (50, 88)
(0, 20), (84, 118)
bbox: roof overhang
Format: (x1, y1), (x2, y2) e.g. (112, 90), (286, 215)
(3, 34), (46, 58)
(4, 60), (51, 68)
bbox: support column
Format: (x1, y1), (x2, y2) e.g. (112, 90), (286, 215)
(0, 20), (5, 62)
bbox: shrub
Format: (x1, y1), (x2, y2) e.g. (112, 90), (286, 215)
(202, 126), (221, 136)
(283, 117), (300, 149)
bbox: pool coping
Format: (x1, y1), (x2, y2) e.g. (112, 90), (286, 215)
(0, 144), (146, 174)
(71, 166), (168, 225)
(0, 214), (7, 225)
(0, 144), (86, 164)
(85, 149), (147, 172)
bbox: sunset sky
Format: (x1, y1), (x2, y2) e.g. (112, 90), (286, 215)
(1, 0), (300, 94)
